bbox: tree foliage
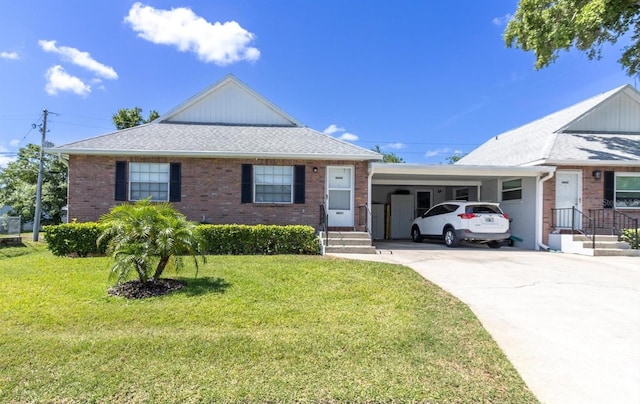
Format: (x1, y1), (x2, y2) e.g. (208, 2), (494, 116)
(0, 143), (67, 225)
(371, 145), (405, 163)
(112, 107), (160, 130)
(98, 200), (202, 284)
(446, 152), (466, 164)
(505, 0), (640, 76)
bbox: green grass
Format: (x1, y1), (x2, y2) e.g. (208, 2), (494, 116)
(0, 245), (537, 403)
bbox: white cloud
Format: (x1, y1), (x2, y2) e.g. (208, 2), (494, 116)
(1, 51), (20, 60)
(492, 13), (513, 26)
(385, 142), (405, 150)
(38, 40), (118, 79)
(323, 124), (345, 135)
(339, 132), (359, 141)
(424, 148), (451, 158)
(125, 2), (260, 66)
(44, 65), (91, 96)
(0, 155), (16, 169)
(0, 145), (14, 168)
(9, 139), (20, 147)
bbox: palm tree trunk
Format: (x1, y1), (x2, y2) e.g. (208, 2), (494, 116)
(135, 260), (148, 283)
(152, 257), (170, 281)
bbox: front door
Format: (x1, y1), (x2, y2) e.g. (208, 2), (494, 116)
(326, 166), (354, 228)
(555, 171), (582, 229)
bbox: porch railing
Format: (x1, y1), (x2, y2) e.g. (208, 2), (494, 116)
(319, 204), (328, 247)
(358, 204), (371, 234)
(551, 207), (596, 249)
(589, 208), (639, 248)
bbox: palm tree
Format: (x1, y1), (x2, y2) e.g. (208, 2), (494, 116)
(98, 199), (202, 284)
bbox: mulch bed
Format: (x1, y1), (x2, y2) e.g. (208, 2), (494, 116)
(108, 279), (185, 299)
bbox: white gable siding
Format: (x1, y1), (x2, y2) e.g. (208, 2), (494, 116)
(166, 82), (295, 126)
(567, 92), (640, 133)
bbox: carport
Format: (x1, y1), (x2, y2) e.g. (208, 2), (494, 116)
(368, 163), (556, 250)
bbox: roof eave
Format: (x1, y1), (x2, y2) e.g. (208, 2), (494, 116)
(372, 162), (555, 177)
(47, 148), (383, 161)
(539, 159), (640, 167)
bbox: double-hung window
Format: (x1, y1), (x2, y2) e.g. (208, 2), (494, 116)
(615, 173), (640, 208)
(254, 165), (293, 203)
(129, 162), (170, 201)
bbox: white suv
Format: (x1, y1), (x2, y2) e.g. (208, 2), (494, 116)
(410, 201), (511, 248)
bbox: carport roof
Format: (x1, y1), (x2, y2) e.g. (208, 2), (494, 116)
(371, 163), (555, 184)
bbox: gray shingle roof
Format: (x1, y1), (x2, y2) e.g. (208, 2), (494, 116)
(52, 122), (382, 160)
(457, 85), (640, 166)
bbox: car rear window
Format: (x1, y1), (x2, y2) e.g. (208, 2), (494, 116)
(465, 205), (502, 214)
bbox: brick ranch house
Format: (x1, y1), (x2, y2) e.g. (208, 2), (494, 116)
(458, 84), (640, 253)
(49, 77), (640, 254)
(49, 75), (382, 232)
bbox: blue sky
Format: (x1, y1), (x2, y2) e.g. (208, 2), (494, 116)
(0, 1), (633, 166)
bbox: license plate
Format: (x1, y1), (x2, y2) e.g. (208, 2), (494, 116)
(484, 217), (494, 223)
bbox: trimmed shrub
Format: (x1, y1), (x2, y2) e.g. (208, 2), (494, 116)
(44, 222), (108, 257)
(196, 224), (320, 255)
(45, 222), (320, 257)
(621, 228), (640, 249)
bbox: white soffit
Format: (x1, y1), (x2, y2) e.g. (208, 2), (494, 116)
(371, 163), (555, 178)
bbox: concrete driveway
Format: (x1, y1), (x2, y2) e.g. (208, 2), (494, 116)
(330, 241), (640, 404)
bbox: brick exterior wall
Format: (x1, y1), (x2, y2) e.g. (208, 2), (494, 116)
(542, 165), (640, 244)
(67, 155), (369, 231)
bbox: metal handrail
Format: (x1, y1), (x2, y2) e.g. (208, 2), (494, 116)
(359, 203), (371, 234)
(319, 203), (328, 247)
(551, 207), (596, 249)
(589, 208), (639, 248)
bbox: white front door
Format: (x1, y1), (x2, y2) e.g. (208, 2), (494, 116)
(555, 171), (582, 228)
(326, 166), (354, 228)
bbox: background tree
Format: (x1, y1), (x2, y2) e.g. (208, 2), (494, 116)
(505, 0), (640, 76)
(112, 107), (160, 130)
(371, 145), (405, 163)
(0, 143), (67, 225)
(98, 199), (202, 284)
(446, 152), (466, 164)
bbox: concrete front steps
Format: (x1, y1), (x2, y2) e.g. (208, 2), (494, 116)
(549, 233), (640, 257)
(320, 231), (377, 254)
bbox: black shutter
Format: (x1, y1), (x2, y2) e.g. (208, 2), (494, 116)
(115, 161), (127, 201)
(294, 165), (305, 204)
(169, 163), (181, 202)
(241, 164), (253, 203)
(604, 171), (615, 209)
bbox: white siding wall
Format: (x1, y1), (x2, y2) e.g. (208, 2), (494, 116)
(167, 82), (294, 125)
(568, 92), (640, 133)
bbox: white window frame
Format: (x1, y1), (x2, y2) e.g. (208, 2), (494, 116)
(501, 178), (523, 201)
(254, 165), (294, 204)
(129, 162), (170, 202)
(615, 172), (640, 209)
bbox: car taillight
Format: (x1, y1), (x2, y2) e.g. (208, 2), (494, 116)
(458, 213), (476, 219)
(502, 213), (509, 219)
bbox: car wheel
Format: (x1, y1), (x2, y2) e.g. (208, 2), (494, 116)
(411, 226), (423, 243)
(488, 241), (502, 249)
(443, 227), (458, 248)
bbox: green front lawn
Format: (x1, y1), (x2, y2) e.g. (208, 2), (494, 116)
(0, 242), (536, 403)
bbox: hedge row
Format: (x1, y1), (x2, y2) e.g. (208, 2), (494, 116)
(44, 223), (320, 257)
(44, 222), (108, 257)
(195, 224), (320, 255)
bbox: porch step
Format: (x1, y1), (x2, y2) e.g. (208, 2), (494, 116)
(573, 234), (639, 254)
(593, 248), (640, 257)
(321, 231), (377, 254)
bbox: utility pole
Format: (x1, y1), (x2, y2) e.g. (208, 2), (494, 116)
(32, 109), (48, 242)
